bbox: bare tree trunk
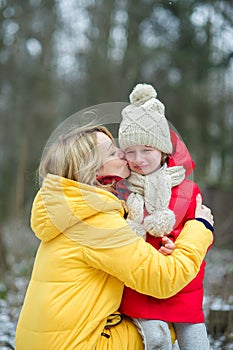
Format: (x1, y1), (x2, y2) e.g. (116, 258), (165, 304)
(0, 224), (8, 280)
(15, 137), (28, 219)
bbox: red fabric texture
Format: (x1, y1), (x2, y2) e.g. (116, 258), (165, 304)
(118, 130), (208, 323)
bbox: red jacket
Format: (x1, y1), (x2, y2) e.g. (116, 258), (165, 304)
(118, 130), (208, 323)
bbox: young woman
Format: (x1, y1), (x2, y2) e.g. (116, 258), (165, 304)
(15, 124), (213, 350)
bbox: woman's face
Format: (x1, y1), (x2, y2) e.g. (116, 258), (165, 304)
(96, 132), (130, 178)
(125, 145), (162, 175)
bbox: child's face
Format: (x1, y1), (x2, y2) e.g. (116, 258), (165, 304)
(125, 145), (162, 175)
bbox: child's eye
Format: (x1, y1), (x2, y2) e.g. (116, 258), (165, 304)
(110, 151), (116, 156)
(126, 150), (134, 154)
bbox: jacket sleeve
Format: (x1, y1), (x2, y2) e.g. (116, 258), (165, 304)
(82, 220), (213, 299)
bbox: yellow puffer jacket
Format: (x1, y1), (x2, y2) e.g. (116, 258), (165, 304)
(15, 174), (213, 350)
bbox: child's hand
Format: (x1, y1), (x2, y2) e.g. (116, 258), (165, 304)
(159, 236), (176, 256)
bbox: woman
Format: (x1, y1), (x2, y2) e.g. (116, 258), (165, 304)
(15, 124), (213, 350)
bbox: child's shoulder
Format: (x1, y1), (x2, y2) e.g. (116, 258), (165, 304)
(172, 178), (201, 199)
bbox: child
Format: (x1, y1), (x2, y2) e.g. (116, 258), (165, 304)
(117, 83), (212, 350)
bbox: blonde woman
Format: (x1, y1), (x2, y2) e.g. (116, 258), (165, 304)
(15, 124), (213, 350)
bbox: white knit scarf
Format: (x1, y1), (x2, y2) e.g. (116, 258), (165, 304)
(126, 164), (185, 238)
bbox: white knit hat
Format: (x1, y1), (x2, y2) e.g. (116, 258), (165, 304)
(119, 83), (172, 154)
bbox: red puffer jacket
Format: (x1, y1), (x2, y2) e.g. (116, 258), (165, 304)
(118, 130), (209, 323)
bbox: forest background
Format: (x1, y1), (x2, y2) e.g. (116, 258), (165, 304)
(0, 0), (232, 349)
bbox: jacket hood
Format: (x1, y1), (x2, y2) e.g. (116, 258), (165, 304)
(168, 130), (195, 177)
(31, 174), (127, 244)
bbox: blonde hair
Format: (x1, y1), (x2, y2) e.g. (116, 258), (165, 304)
(39, 124), (113, 186)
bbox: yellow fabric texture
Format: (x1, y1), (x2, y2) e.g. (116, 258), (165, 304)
(15, 174), (213, 350)
(168, 323), (176, 344)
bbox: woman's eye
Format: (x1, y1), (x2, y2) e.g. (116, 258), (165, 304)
(109, 148), (117, 156)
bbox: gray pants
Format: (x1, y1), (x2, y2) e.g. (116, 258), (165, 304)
(174, 322), (210, 350)
(137, 319), (209, 350)
(137, 319), (172, 350)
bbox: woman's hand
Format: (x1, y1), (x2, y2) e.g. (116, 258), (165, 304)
(159, 236), (176, 256)
(195, 194), (214, 226)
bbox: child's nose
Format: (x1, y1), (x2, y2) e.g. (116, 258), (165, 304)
(117, 149), (125, 159)
(134, 152), (143, 162)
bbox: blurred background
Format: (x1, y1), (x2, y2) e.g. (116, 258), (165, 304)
(0, 0), (232, 349)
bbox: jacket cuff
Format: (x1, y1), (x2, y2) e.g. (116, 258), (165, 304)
(196, 218), (214, 233)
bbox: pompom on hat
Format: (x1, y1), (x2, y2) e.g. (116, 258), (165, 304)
(119, 83), (172, 154)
